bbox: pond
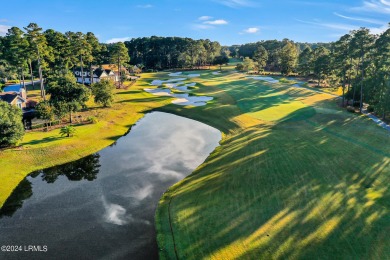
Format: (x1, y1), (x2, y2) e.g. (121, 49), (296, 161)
(0, 112), (221, 260)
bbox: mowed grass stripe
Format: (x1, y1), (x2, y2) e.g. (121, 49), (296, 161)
(156, 71), (390, 259)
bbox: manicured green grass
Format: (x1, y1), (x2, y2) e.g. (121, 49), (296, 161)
(155, 72), (390, 259)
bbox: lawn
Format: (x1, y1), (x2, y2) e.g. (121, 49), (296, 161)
(155, 72), (390, 259)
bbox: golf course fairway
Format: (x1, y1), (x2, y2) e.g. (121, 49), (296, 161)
(154, 71), (390, 259)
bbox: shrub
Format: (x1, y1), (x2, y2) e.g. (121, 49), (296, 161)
(91, 80), (115, 107)
(367, 106), (374, 113)
(235, 63), (244, 71)
(87, 116), (99, 124)
(346, 106), (355, 113)
(0, 101), (25, 147)
(59, 125), (76, 137)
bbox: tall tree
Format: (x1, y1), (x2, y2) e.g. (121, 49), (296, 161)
(109, 42), (130, 88)
(44, 29), (72, 75)
(24, 23), (52, 100)
(46, 72), (90, 123)
(333, 34), (352, 106)
(4, 27), (29, 91)
(253, 45), (268, 72)
(313, 46), (331, 87)
(280, 41), (298, 75)
(370, 26), (390, 119)
(350, 28), (375, 112)
(66, 32), (93, 84)
(86, 32), (102, 83)
(297, 46), (313, 78)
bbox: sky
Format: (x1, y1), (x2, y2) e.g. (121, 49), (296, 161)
(0, 0), (389, 45)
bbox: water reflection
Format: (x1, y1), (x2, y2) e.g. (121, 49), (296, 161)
(0, 179), (32, 218)
(34, 153), (101, 183)
(0, 154), (100, 218)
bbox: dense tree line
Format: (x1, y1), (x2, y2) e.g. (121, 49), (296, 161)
(124, 36), (229, 70)
(296, 26), (390, 118)
(229, 40), (331, 72)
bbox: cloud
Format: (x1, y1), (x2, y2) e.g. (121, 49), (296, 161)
(214, 0), (254, 8)
(295, 19), (357, 31)
(369, 23), (389, 34)
(351, 0), (390, 14)
(198, 16), (213, 21)
(192, 24), (214, 30)
(295, 18), (388, 37)
(243, 27), (259, 33)
(333, 12), (385, 25)
(0, 25), (10, 36)
(136, 4), (153, 8)
(192, 18), (228, 30)
(204, 19), (228, 25)
(106, 37), (131, 44)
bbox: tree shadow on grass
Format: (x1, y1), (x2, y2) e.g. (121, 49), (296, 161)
(23, 135), (64, 146)
(159, 99), (390, 259)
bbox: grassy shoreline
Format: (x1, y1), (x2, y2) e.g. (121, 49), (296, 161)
(0, 73), (171, 208)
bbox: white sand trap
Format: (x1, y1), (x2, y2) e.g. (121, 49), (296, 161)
(163, 82), (196, 92)
(165, 82), (185, 88)
(171, 95), (213, 106)
(187, 74), (200, 78)
(172, 99), (207, 106)
(144, 88), (172, 96)
(212, 72), (221, 75)
(247, 76), (279, 83)
(151, 78), (187, 86)
(168, 72), (183, 76)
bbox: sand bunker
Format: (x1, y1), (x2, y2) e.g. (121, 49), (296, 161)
(168, 72), (183, 76)
(187, 74), (200, 78)
(144, 88), (172, 96)
(146, 75), (210, 106)
(171, 95), (213, 106)
(164, 82), (196, 92)
(144, 87), (212, 106)
(165, 82), (185, 88)
(151, 78), (187, 86)
(247, 76), (279, 83)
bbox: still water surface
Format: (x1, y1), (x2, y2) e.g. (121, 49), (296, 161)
(0, 112), (221, 260)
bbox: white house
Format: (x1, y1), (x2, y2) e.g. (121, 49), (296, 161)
(73, 68), (117, 84)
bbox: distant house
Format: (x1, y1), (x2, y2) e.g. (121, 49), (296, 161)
(73, 67), (120, 84)
(101, 64), (128, 79)
(0, 92), (26, 109)
(104, 69), (118, 82)
(129, 65), (141, 74)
